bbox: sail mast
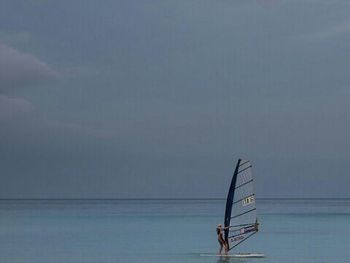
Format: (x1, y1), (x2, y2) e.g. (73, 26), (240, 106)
(224, 159), (241, 243)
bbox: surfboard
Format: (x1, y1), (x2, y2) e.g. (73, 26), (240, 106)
(200, 253), (265, 258)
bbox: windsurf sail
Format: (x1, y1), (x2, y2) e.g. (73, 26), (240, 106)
(224, 159), (259, 251)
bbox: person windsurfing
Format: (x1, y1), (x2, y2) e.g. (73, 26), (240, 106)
(216, 224), (228, 255)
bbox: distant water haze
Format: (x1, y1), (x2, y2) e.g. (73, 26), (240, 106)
(0, 0), (349, 199)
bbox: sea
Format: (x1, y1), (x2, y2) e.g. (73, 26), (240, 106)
(1, 199), (349, 263)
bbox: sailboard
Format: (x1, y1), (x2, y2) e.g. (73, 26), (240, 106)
(200, 253), (264, 258)
(223, 159), (263, 256)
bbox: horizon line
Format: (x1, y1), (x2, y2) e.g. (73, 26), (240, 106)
(1, 197), (350, 201)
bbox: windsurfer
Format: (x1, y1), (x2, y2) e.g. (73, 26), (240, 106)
(216, 224), (229, 255)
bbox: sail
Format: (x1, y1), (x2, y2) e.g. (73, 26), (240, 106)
(224, 159), (258, 251)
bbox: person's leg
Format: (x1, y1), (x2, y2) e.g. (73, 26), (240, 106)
(218, 240), (223, 255)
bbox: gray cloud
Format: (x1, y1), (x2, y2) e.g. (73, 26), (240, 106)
(0, 95), (34, 121)
(0, 43), (57, 93)
(45, 120), (116, 139)
(0, 0), (350, 198)
(297, 20), (350, 40)
(0, 31), (32, 44)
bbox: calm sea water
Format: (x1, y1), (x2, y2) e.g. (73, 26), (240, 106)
(1, 199), (349, 263)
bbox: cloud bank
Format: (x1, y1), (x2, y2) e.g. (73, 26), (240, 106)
(0, 95), (34, 121)
(0, 43), (57, 93)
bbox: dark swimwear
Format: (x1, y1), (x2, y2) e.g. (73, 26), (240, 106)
(216, 227), (225, 245)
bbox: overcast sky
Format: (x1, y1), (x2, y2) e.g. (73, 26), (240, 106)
(1, 0), (350, 199)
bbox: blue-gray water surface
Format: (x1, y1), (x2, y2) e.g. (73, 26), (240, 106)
(1, 199), (349, 263)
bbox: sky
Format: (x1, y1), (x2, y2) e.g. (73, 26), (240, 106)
(1, 0), (350, 199)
